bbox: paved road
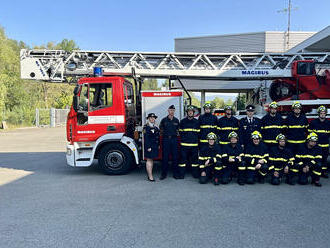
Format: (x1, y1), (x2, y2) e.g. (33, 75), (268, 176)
(0, 127), (330, 248)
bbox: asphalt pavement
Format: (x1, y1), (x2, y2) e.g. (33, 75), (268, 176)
(0, 127), (330, 248)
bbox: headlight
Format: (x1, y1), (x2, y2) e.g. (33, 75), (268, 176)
(66, 147), (72, 156)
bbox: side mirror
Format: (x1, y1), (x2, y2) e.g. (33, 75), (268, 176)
(73, 85), (80, 95)
(73, 96), (79, 112)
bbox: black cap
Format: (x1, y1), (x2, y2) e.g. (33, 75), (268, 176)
(146, 113), (158, 119)
(246, 105), (255, 111)
(168, 105), (176, 110)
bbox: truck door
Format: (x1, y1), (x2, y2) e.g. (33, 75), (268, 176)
(123, 82), (136, 139)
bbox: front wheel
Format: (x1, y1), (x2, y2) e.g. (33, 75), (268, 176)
(98, 143), (133, 175)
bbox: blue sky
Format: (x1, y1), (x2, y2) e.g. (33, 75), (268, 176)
(1, 0), (329, 51)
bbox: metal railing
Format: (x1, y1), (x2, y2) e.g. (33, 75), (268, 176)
(35, 108), (70, 127)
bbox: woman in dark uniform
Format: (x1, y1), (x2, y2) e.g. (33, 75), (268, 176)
(144, 113), (160, 181)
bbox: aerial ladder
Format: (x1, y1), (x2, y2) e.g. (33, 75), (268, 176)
(20, 49), (330, 81)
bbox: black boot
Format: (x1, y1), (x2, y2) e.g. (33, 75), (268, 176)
(286, 174), (295, 185)
(311, 179), (322, 187)
(199, 175), (208, 184)
(271, 177), (280, 185)
(298, 174), (308, 185)
(258, 177), (265, 184)
(246, 177), (254, 184)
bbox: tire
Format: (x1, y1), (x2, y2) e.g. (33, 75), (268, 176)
(98, 143), (134, 175)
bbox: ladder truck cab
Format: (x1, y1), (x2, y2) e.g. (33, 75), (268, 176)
(66, 70), (138, 174)
(20, 49), (330, 175)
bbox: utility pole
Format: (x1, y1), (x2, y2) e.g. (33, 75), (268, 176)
(278, 0), (298, 51)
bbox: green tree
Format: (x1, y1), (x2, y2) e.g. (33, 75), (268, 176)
(142, 79), (159, 90)
(210, 97), (225, 109)
(0, 25), (78, 126)
(235, 94), (246, 110)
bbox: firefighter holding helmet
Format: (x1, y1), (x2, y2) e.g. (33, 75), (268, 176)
(244, 131), (269, 184)
(308, 105), (330, 178)
(198, 102), (218, 148)
(178, 105), (200, 179)
(198, 132), (222, 185)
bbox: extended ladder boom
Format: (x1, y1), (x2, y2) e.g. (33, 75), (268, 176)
(20, 49), (330, 82)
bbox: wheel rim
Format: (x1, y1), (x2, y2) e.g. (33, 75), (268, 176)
(105, 151), (124, 170)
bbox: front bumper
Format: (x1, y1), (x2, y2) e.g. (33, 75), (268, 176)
(66, 144), (75, 167)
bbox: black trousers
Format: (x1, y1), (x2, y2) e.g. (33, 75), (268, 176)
(320, 146), (329, 174)
(162, 137), (179, 176)
(246, 163), (268, 182)
(219, 161), (241, 183)
(297, 163), (322, 184)
(178, 146), (199, 178)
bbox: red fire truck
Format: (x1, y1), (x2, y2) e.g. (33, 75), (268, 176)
(20, 50), (330, 174)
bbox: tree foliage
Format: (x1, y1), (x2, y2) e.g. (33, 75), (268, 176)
(0, 25), (76, 126)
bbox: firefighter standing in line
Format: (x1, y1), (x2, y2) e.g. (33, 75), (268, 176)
(268, 134), (295, 185)
(261, 101), (286, 150)
(217, 105), (240, 146)
(294, 132), (322, 186)
(285, 101), (309, 155)
(221, 131), (245, 185)
(308, 105), (330, 178)
(198, 132), (222, 185)
(143, 113), (160, 182)
(159, 105), (180, 180)
(198, 102), (218, 148)
(239, 105), (261, 148)
(178, 105), (200, 179)
(244, 131), (269, 184)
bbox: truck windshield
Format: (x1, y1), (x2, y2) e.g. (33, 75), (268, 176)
(78, 83), (113, 112)
(89, 83), (113, 110)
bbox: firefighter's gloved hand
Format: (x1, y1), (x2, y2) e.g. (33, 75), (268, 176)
(258, 159), (264, 164)
(255, 163), (262, 170)
(147, 148), (151, 152)
(229, 158), (235, 162)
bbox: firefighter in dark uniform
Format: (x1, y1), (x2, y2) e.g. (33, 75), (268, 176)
(198, 102), (218, 148)
(178, 105), (200, 179)
(244, 131), (269, 184)
(268, 134), (295, 185)
(198, 132), (222, 185)
(143, 113), (160, 182)
(221, 131), (245, 185)
(159, 105), (180, 180)
(239, 105), (261, 148)
(294, 132), (322, 186)
(217, 105), (239, 146)
(285, 101), (309, 155)
(261, 101), (286, 150)
(308, 105), (330, 178)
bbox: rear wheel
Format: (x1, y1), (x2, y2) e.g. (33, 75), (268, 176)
(98, 143), (133, 175)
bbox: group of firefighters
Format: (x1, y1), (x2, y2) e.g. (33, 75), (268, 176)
(143, 101), (330, 187)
